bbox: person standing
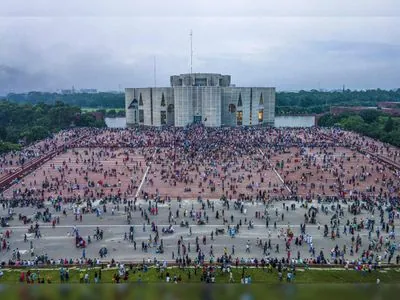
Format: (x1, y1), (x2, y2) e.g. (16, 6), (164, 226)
(94, 271), (99, 283)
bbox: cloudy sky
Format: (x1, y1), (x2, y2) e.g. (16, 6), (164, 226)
(0, 0), (399, 94)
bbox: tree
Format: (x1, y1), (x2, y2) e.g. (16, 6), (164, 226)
(384, 117), (394, 132)
(384, 131), (400, 146)
(275, 89), (400, 115)
(0, 127), (6, 140)
(320, 110), (400, 147)
(359, 110), (381, 124)
(0, 142), (21, 154)
(7, 92), (125, 109)
(317, 114), (342, 127)
(0, 100), (106, 150)
(340, 115), (364, 131)
(117, 110), (126, 117)
(106, 109), (117, 118)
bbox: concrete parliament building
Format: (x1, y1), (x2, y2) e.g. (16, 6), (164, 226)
(125, 73), (275, 127)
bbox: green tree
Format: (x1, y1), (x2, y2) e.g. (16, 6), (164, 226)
(0, 126), (6, 140)
(359, 110), (381, 124)
(340, 115), (364, 131)
(384, 117), (394, 132)
(0, 142), (21, 154)
(106, 109), (117, 118)
(0, 100), (105, 150)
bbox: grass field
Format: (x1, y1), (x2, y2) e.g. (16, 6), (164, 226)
(1, 267), (400, 300)
(1, 266), (400, 284)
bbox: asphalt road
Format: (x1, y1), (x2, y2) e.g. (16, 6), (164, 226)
(1, 198), (398, 264)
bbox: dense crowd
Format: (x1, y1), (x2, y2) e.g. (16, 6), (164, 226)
(2, 126), (400, 202)
(1, 125), (400, 273)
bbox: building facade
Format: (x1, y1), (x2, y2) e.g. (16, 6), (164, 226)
(125, 73), (275, 127)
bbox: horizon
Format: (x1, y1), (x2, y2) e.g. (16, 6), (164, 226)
(2, 87), (400, 98)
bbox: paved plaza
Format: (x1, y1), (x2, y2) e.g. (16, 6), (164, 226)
(1, 197), (399, 264)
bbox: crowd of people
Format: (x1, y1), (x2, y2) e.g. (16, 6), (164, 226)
(2, 126), (400, 202)
(1, 125), (400, 276)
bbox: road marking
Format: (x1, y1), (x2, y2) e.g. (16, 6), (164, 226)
(7, 224), (329, 230)
(259, 149), (292, 193)
(135, 148), (157, 198)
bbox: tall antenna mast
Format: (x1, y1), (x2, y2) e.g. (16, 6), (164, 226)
(153, 56), (157, 88)
(190, 30), (193, 75)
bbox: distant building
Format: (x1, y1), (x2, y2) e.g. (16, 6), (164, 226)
(377, 102), (400, 109)
(90, 111), (104, 121)
(106, 90), (123, 94)
(330, 106), (377, 115)
(331, 103), (400, 117)
(125, 73), (275, 127)
(376, 102), (400, 116)
(80, 89), (98, 94)
(60, 89), (74, 95)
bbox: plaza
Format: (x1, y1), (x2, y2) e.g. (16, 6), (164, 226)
(1, 126), (399, 266)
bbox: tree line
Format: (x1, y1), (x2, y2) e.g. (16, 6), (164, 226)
(276, 89), (400, 115)
(0, 101), (106, 153)
(4, 89), (400, 115)
(5, 92), (125, 109)
(318, 109), (400, 147)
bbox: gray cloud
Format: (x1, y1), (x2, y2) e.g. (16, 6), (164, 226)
(2, 0), (400, 17)
(0, 64), (52, 93)
(0, 1), (399, 94)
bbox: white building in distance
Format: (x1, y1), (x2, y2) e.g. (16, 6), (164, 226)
(125, 73), (275, 127)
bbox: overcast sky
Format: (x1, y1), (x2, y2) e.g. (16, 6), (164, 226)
(0, 0), (399, 94)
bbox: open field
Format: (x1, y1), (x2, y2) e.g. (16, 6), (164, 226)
(1, 265), (400, 300)
(1, 282), (400, 300)
(1, 265), (400, 284)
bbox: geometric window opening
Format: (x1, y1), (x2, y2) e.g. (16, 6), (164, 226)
(236, 111), (243, 126)
(139, 93), (143, 106)
(258, 109), (264, 123)
(259, 93), (264, 105)
(161, 111), (167, 125)
(139, 110), (144, 123)
(161, 93), (166, 107)
(237, 93), (243, 107)
(228, 104), (236, 113)
(128, 99), (138, 109)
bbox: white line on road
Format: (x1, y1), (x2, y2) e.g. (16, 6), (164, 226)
(135, 148), (157, 198)
(259, 149), (292, 193)
(7, 224), (325, 230)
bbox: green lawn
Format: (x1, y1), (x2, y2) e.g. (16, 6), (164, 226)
(1, 266), (400, 284)
(1, 267), (400, 300)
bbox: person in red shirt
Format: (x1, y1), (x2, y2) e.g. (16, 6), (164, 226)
(20, 272), (25, 283)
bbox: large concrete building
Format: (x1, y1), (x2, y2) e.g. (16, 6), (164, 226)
(125, 73), (275, 127)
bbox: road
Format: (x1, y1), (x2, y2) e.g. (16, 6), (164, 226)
(1, 198), (396, 263)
